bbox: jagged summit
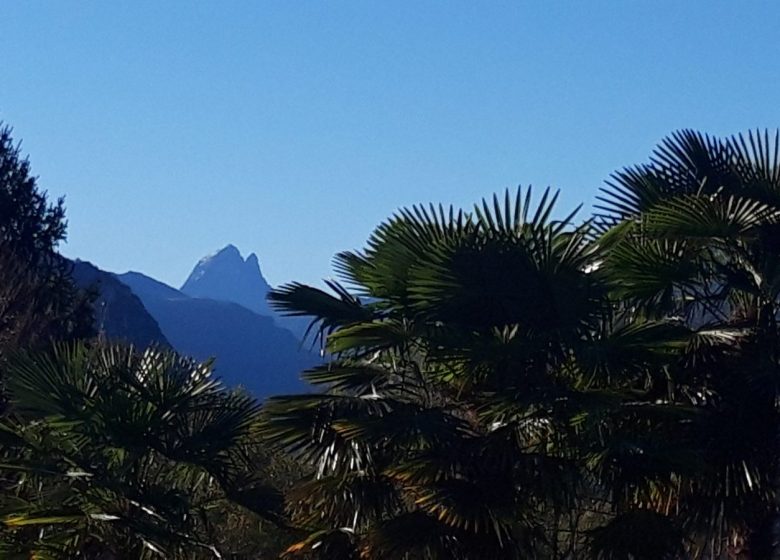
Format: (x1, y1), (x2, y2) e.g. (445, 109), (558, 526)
(181, 245), (274, 316)
(190, 244), (259, 277)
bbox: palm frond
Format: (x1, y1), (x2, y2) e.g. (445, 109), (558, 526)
(643, 194), (780, 239)
(588, 510), (683, 560)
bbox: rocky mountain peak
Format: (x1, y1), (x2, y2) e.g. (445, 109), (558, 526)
(181, 245), (273, 316)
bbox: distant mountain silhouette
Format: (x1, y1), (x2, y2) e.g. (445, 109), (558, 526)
(181, 245), (310, 339)
(121, 271), (185, 301)
(181, 244), (275, 315)
(70, 260), (169, 349)
(118, 271), (314, 398)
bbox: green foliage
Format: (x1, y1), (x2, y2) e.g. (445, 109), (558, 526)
(0, 124), (93, 366)
(262, 188), (603, 559)
(0, 245), (94, 357)
(0, 123), (66, 257)
(5, 125), (780, 559)
(262, 131), (780, 559)
(0, 342), (296, 558)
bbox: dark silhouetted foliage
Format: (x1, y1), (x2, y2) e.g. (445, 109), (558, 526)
(0, 123), (66, 257)
(263, 130), (780, 559)
(0, 342), (299, 559)
(0, 123), (94, 409)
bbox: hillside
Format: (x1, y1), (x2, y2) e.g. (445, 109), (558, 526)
(118, 271), (315, 398)
(70, 260), (169, 349)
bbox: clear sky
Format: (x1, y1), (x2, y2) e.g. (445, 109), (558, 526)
(3, 1), (779, 287)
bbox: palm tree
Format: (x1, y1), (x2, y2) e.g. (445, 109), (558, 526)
(262, 188), (626, 558)
(591, 130), (780, 558)
(0, 342), (294, 559)
(263, 130), (780, 560)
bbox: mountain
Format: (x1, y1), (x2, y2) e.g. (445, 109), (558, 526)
(121, 271), (186, 301)
(181, 244), (274, 316)
(180, 245), (310, 339)
(118, 271), (314, 398)
(70, 260), (169, 348)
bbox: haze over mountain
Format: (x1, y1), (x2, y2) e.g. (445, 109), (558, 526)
(119, 270), (314, 398)
(68, 247), (318, 398)
(181, 245), (310, 339)
(181, 244), (275, 316)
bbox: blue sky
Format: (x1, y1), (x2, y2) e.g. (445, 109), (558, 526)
(3, 1), (779, 287)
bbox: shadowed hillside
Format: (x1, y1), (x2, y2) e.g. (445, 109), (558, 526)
(119, 271), (315, 398)
(70, 260), (169, 349)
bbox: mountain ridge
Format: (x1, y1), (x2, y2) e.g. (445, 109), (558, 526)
(181, 244), (274, 316)
(118, 269), (315, 398)
(70, 260), (170, 349)
(181, 244), (310, 340)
